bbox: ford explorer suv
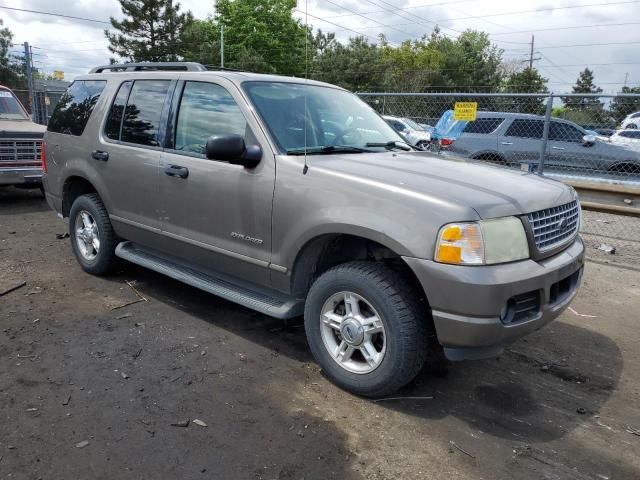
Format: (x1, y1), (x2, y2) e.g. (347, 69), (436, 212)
(0, 85), (46, 188)
(43, 63), (584, 397)
(451, 112), (640, 177)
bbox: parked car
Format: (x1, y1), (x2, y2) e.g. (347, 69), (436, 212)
(43, 62), (584, 397)
(450, 112), (640, 175)
(610, 129), (640, 151)
(382, 115), (432, 149)
(593, 128), (615, 138)
(621, 111), (640, 129)
(584, 129), (610, 142)
(0, 85), (46, 188)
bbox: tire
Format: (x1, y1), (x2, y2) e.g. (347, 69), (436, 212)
(69, 193), (118, 275)
(627, 123), (637, 129)
(304, 261), (431, 397)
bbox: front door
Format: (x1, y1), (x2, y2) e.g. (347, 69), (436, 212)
(546, 121), (602, 171)
(158, 80), (275, 286)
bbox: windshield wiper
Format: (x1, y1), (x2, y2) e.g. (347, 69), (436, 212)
(286, 145), (370, 155)
(365, 141), (415, 151)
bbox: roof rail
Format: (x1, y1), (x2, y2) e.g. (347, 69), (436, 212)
(89, 62), (207, 73)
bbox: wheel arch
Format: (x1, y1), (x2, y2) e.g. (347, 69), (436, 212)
(289, 233), (427, 305)
(62, 175), (99, 217)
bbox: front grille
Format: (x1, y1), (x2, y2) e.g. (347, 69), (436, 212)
(0, 139), (43, 167)
(527, 200), (579, 252)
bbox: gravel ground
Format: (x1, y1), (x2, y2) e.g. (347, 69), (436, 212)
(1, 187), (639, 480)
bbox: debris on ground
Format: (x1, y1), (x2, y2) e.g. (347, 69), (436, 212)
(55, 233), (70, 239)
(372, 396), (434, 402)
(115, 313), (132, 320)
(62, 394), (71, 406)
(120, 371), (130, 379)
(0, 281), (26, 297)
(598, 244), (616, 254)
(110, 280), (149, 311)
(170, 420), (190, 428)
(75, 441), (89, 449)
(25, 287), (43, 296)
(449, 441), (475, 459)
(625, 425), (640, 437)
(192, 419), (207, 427)
(568, 306), (598, 318)
(577, 407), (588, 414)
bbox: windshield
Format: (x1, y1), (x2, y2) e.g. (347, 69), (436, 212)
(243, 81), (407, 154)
(402, 118), (423, 130)
(0, 90), (29, 120)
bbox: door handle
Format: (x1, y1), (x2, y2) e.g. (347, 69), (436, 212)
(164, 164), (189, 179)
(501, 142), (513, 145)
(91, 150), (109, 161)
(551, 146), (565, 150)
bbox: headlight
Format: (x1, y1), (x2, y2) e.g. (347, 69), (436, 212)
(435, 217), (529, 265)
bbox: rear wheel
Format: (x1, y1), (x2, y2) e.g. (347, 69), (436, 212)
(304, 261), (431, 397)
(627, 123), (638, 129)
(69, 193), (118, 275)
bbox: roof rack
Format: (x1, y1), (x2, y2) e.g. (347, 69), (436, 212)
(89, 62), (207, 73)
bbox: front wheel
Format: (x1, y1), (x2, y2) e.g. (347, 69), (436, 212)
(304, 262), (431, 397)
(69, 193), (118, 275)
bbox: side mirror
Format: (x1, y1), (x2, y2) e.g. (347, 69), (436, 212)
(582, 134), (596, 146)
(205, 134), (262, 168)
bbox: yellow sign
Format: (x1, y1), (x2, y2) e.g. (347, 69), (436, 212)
(454, 102), (478, 121)
(52, 70), (64, 81)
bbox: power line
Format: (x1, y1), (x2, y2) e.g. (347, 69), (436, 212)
(0, 5), (111, 25)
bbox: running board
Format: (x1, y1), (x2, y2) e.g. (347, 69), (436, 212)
(115, 241), (303, 319)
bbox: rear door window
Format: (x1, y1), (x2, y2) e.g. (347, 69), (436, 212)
(120, 80), (171, 147)
(464, 118), (503, 134)
(505, 119), (544, 139)
(48, 80), (106, 136)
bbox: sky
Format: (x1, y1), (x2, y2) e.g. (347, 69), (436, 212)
(2, 0), (639, 93)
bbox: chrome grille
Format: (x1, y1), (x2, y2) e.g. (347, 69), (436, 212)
(0, 139), (43, 166)
(527, 200), (580, 252)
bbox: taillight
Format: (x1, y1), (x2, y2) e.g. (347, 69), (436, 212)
(440, 138), (454, 147)
(40, 140), (47, 173)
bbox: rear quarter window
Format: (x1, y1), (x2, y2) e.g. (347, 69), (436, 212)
(48, 80), (106, 136)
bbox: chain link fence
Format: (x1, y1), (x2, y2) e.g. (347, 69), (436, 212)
(13, 87), (67, 126)
(360, 92), (640, 266)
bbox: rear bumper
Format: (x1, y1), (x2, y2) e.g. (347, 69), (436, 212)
(0, 167), (42, 186)
(403, 237), (585, 360)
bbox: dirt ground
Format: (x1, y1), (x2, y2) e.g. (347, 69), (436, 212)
(1, 187), (639, 480)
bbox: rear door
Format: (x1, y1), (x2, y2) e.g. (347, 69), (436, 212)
(454, 116), (502, 160)
(499, 118), (544, 165)
(97, 78), (173, 241)
(158, 79), (275, 286)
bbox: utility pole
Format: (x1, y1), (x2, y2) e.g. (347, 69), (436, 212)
(529, 35), (535, 69)
(220, 25), (224, 70)
(23, 42), (35, 119)
(624, 72), (629, 88)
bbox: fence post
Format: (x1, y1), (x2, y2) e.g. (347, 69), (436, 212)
(538, 93), (553, 175)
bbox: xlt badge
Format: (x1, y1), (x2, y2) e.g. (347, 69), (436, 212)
(231, 232), (264, 245)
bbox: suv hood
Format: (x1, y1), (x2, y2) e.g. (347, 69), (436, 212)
(309, 151), (575, 219)
(0, 119), (46, 137)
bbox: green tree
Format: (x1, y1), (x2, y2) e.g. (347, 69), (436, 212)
(501, 67), (548, 114)
(0, 19), (23, 88)
(209, 0), (308, 74)
(106, 0), (194, 62)
(563, 68), (603, 109)
(311, 36), (384, 91)
(180, 18), (221, 66)
(609, 86), (640, 124)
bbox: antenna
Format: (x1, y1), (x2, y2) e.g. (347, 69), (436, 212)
(303, 0), (309, 174)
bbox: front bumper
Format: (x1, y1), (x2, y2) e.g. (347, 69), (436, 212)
(403, 237), (585, 360)
(0, 168), (42, 186)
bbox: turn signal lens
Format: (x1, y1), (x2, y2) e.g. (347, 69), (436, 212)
(435, 223), (484, 265)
